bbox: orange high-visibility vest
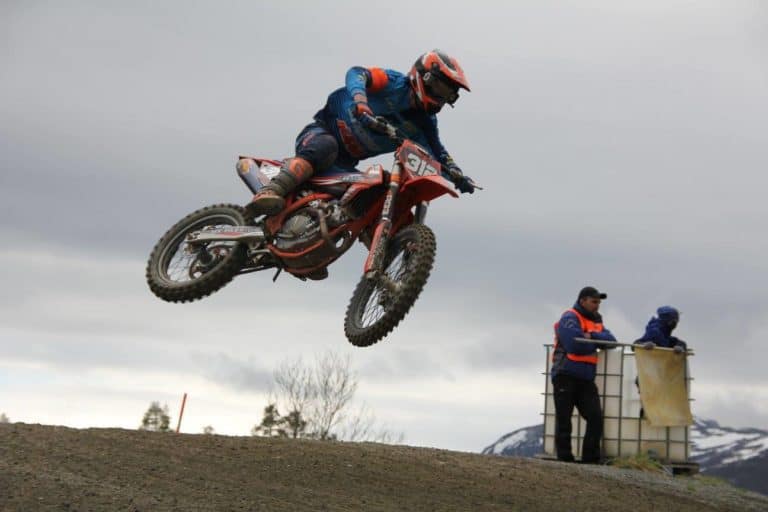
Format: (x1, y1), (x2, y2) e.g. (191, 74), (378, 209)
(553, 308), (602, 365)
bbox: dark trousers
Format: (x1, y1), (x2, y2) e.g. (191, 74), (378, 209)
(295, 122), (358, 174)
(553, 373), (603, 462)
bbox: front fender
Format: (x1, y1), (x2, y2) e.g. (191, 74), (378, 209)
(399, 175), (458, 206)
(389, 175), (457, 234)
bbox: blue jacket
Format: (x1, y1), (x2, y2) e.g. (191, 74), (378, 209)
(552, 304), (617, 381)
(636, 316), (687, 349)
(313, 67), (453, 165)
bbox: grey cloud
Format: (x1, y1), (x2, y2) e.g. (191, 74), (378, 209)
(358, 347), (458, 382)
(2, 1), (768, 444)
(1, 329), (177, 373)
(190, 352), (272, 393)
(694, 394), (768, 431)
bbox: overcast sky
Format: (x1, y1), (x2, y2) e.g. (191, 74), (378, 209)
(1, 1), (767, 452)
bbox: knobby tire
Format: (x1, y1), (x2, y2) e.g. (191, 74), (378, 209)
(146, 204), (248, 303)
(344, 224), (436, 347)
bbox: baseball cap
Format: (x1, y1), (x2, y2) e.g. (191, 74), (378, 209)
(578, 286), (607, 300)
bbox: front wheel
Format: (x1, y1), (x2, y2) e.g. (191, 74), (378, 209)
(344, 223), (436, 347)
(146, 204), (248, 303)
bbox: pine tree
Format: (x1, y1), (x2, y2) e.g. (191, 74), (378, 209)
(283, 409), (308, 439)
(251, 403), (286, 437)
(139, 401), (171, 432)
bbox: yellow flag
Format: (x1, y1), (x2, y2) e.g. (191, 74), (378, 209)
(635, 349), (693, 426)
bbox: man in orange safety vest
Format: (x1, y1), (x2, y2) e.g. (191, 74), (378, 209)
(551, 286), (616, 463)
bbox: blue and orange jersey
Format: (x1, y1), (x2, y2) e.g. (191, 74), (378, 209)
(313, 66), (452, 164)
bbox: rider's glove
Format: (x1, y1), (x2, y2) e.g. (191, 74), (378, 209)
(353, 93), (373, 118)
(445, 164), (475, 194)
(673, 344), (685, 354)
(642, 341), (656, 350)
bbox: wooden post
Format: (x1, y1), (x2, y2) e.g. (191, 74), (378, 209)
(176, 392), (187, 433)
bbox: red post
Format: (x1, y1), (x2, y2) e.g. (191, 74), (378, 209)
(176, 392), (187, 433)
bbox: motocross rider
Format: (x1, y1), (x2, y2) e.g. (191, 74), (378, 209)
(246, 49), (477, 219)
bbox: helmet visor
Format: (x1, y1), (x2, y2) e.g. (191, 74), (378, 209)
(423, 72), (460, 105)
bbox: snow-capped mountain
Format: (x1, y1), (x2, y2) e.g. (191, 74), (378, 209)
(483, 418), (768, 495)
(690, 417), (768, 467)
(689, 417), (768, 494)
(481, 424), (542, 458)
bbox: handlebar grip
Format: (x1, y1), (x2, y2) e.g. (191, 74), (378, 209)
(360, 113), (387, 132)
(360, 113), (402, 141)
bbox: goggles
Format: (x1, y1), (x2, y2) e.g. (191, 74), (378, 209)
(423, 72), (460, 105)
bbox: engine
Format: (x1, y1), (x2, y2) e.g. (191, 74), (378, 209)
(274, 211), (319, 251)
(273, 200), (349, 253)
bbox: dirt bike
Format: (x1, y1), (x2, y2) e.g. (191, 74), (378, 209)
(145, 115), (479, 347)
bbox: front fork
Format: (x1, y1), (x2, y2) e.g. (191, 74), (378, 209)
(363, 163), (429, 279)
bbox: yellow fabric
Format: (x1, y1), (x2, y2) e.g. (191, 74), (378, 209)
(635, 349), (693, 426)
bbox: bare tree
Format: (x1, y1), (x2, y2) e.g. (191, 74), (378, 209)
(256, 351), (403, 443)
(339, 403), (405, 444)
(273, 359), (315, 417)
(203, 425), (215, 435)
(0, 412), (9, 423)
(311, 352), (356, 440)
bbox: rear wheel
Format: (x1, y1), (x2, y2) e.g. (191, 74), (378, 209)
(344, 224), (436, 347)
(146, 204), (248, 302)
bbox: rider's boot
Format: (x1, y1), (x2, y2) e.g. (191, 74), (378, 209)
(247, 157), (314, 217)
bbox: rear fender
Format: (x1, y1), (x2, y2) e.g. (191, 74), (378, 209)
(238, 156), (282, 167)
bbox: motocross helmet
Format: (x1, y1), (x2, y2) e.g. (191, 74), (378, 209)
(409, 49), (470, 114)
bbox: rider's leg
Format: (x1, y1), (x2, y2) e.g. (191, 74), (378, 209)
(248, 123), (339, 216)
(248, 157), (313, 216)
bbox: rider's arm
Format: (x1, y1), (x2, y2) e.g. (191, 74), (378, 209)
(420, 114), (453, 166)
(345, 66), (390, 106)
(420, 114), (475, 193)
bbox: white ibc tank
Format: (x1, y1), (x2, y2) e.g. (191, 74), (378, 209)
(541, 345), (692, 463)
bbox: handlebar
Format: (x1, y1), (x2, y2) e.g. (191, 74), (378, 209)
(443, 166), (484, 191)
(359, 113), (403, 142)
(358, 113), (483, 190)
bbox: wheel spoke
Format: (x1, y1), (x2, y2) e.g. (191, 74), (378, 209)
(360, 285), (386, 327)
(357, 244), (412, 328)
(160, 220), (239, 284)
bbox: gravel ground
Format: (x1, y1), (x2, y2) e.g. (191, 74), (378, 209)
(1, 423), (767, 511)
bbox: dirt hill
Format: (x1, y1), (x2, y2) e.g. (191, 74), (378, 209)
(2, 423), (767, 512)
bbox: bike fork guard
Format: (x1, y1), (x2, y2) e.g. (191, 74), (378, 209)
(364, 163), (402, 277)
